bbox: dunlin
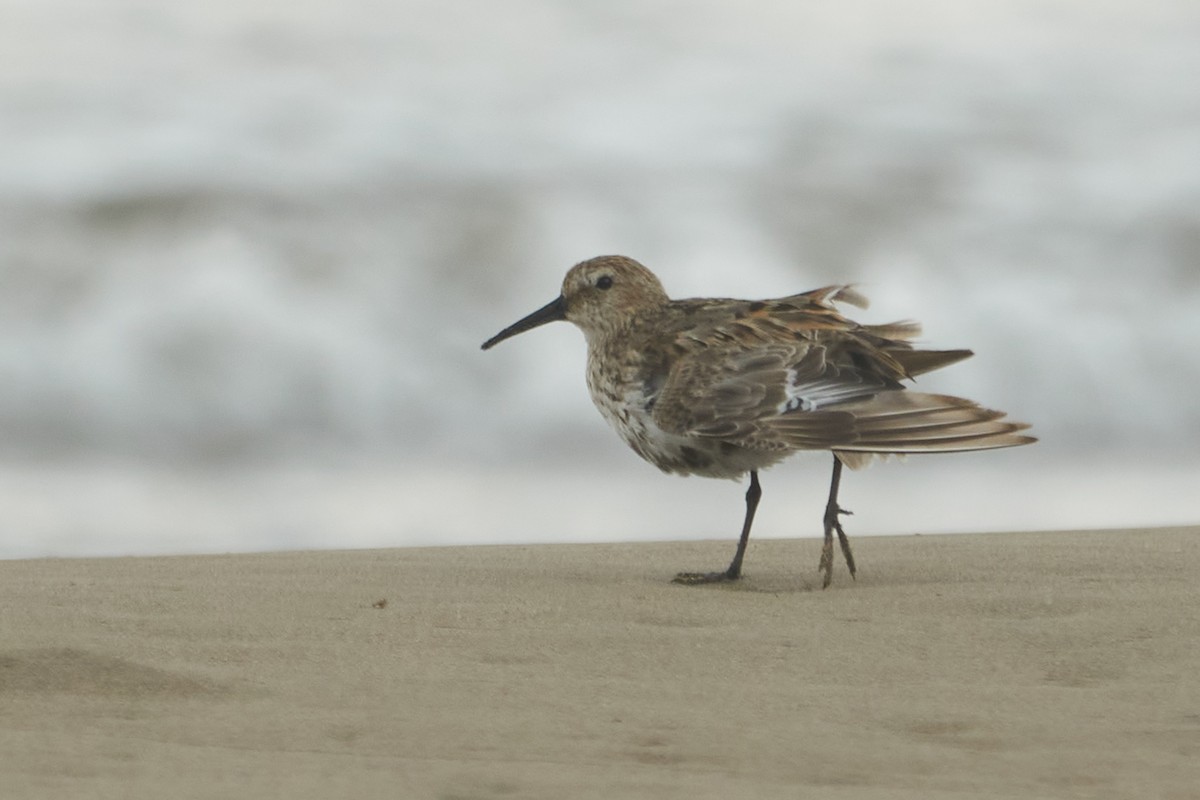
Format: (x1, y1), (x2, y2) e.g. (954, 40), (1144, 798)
(482, 256), (1034, 587)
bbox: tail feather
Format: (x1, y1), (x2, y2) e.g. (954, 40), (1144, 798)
(768, 391), (1035, 459)
(888, 348), (974, 378)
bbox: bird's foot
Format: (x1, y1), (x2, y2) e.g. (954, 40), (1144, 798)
(672, 569), (740, 586)
(819, 539), (835, 589)
(820, 505), (855, 589)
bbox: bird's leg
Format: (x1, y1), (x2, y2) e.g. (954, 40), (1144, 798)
(673, 470), (761, 585)
(820, 455), (855, 588)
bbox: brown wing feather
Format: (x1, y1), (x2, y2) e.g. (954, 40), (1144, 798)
(769, 391), (1034, 453)
(651, 343), (861, 448)
(645, 289), (1032, 457)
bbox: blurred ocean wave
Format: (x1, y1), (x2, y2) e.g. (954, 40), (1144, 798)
(1, 0), (1198, 556)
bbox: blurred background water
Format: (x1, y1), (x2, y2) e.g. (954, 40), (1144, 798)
(2, 0), (1198, 559)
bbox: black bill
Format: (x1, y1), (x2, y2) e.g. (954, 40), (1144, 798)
(481, 295), (568, 350)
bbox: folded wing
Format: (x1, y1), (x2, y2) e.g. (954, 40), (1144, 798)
(650, 288), (1033, 462)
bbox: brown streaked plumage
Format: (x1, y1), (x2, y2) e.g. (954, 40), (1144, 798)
(482, 255), (1035, 587)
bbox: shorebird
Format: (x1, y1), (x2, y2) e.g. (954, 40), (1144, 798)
(482, 255), (1034, 587)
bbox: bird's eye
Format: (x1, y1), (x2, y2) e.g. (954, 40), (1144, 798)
(596, 275), (614, 290)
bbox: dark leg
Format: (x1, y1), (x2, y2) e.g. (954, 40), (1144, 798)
(819, 455), (855, 588)
(673, 470), (762, 585)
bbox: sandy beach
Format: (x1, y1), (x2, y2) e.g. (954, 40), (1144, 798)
(2, 527), (1197, 799)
